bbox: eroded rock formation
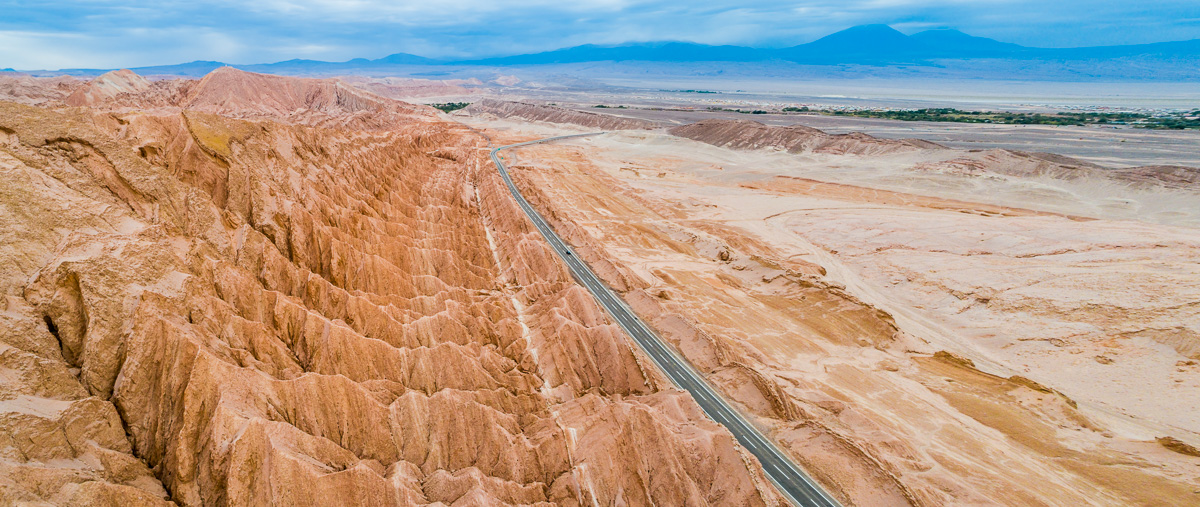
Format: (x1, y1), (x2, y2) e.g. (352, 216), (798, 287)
(0, 69), (783, 505)
(669, 119), (944, 156)
(0, 73), (81, 105)
(484, 132), (1200, 506)
(915, 148), (1200, 189)
(462, 99), (658, 130)
(65, 69), (152, 107)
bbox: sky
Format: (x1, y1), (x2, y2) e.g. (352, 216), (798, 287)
(2, 0), (1199, 70)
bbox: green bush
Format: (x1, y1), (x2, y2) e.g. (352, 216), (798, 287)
(430, 102), (470, 113)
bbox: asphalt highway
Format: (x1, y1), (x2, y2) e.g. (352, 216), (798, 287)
(489, 133), (841, 507)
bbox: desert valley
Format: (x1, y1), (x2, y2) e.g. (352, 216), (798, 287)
(1, 36), (1198, 506)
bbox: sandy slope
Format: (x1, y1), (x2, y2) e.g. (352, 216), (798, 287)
(466, 118), (1200, 505)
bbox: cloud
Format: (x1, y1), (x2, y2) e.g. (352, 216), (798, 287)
(0, 0), (1197, 69)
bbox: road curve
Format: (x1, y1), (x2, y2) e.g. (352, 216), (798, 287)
(489, 133), (841, 507)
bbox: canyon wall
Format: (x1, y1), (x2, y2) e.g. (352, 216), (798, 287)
(0, 69), (782, 505)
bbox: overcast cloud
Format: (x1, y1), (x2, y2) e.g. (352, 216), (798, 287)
(2, 0), (1198, 70)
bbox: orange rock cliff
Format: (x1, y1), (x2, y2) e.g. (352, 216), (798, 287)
(0, 68), (784, 505)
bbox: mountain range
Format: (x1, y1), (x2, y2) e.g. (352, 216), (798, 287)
(15, 24), (1200, 80)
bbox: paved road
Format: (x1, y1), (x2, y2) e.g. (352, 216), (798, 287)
(489, 134), (841, 507)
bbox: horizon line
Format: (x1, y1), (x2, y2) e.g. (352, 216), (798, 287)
(8, 23), (1200, 73)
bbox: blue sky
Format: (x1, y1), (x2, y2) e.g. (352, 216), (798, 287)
(2, 0), (1199, 70)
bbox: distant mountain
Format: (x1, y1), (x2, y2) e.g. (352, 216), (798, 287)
(108, 54), (441, 77)
(1051, 38), (1200, 59)
(907, 29), (1023, 55)
(460, 42), (768, 65)
(13, 25), (1200, 81)
(778, 25), (1027, 63)
(801, 24), (914, 54)
(371, 53), (441, 65)
(28, 60), (230, 77)
(133, 60), (228, 77)
(454, 25), (1200, 67)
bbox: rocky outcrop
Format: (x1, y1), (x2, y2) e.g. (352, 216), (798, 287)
(1108, 164), (1200, 189)
(30, 67), (438, 130)
(673, 119), (1200, 192)
(0, 70), (782, 505)
(340, 76), (481, 99)
(914, 149), (1103, 179)
(916, 149), (1200, 190)
(178, 67), (435, 129)
(669, 119), (944, 156)
(65, 69), (152, 107)
(0, 74), (81, 105)
(463, 99), (658, 130)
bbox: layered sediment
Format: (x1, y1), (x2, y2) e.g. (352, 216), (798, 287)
(915, 148), (1200, 189)
(462, 99), (658, 130)
(669, 119), (944, 156)
(0, 69), (782, 505)
(65, 69), (152, 107)
(0, 73), (80, 105)
(485, 128), (1200, 506)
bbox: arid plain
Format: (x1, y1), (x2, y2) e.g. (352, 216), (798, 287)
(456, 98), (1200, 505)
(1, 69), (1197, 506)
